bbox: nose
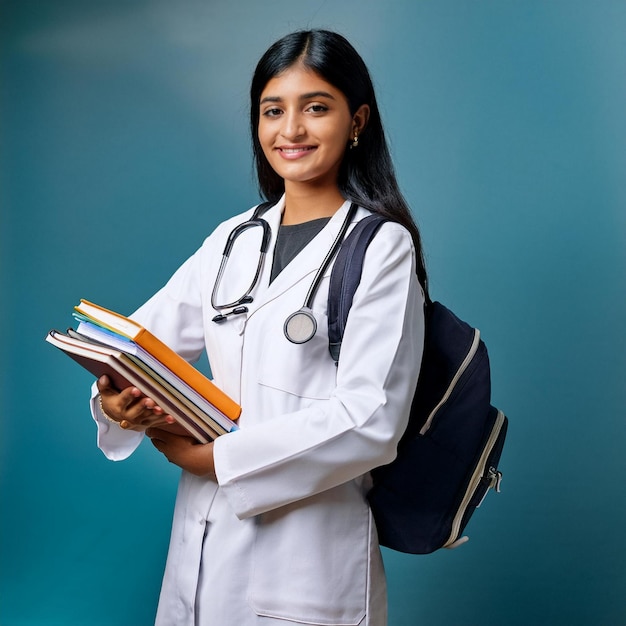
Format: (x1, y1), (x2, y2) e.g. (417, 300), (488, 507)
(281, 110), (305, 141)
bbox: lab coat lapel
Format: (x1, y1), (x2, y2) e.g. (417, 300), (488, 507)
(250, 200), (353, 315)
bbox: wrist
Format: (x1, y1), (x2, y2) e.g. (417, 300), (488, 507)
(98, 395), (130, 429)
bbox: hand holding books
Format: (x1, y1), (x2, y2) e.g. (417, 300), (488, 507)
(94, 371), (220, 475)
(147, 425), (218, 478)
(96, 374), (177, 432)
(97, 372), (219, 475)
(46, 299), (242, 443)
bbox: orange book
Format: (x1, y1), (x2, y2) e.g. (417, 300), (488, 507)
(73, 299), (241, 421)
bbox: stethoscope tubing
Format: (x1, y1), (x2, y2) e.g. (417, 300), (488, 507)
(211, 219), (272, 312)
(211, 203), (358, 344)
(301, 203), (357, 310)
(282, 203), (358, 343)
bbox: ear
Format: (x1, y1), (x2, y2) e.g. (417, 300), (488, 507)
(352, 104), (370, 136)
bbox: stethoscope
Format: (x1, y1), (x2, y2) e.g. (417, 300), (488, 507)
(211, 203), (357, 344)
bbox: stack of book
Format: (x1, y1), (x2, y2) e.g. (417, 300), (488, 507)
(46, 300), (241, 443)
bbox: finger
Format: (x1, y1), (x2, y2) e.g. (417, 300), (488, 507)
(122, 399), (171, 426)
(117, 390), (164, 425)
(146, 412), (176, 426)
(118, 416), (158, 432)
(119, 418), (153, 432)
(136, 413), (173, 429)
(118, 386), (146, 409)
(97, 375), (117, 396)
(131, 394), (175, 424)
(119, 389), (167, 417)
(148, 407), (176, 424)
(142, 397), (165, 415)
(98, 378), (143, 420)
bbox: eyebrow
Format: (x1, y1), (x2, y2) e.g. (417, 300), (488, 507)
(259, 91), (336, 104)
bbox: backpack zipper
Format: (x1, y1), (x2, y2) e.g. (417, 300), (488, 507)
(443, 409), (506, 548)
(419, 328), (482, 436)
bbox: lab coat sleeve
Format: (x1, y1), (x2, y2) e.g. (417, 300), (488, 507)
(90, 388), (145, 460)
(90, 240), (211, 461)
(214, 222), (425, 519)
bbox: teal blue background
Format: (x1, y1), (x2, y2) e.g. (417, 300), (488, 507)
(2, 1), (625, 624)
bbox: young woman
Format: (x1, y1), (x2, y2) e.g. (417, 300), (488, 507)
(94, 29), (427, 626)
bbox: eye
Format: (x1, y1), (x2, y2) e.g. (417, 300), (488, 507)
(262, 107), (283, 118)
(306, 103), (329, 114)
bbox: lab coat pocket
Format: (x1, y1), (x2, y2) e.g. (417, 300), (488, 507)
(256, 308), (337, 400)
(248, 488), (369, 625)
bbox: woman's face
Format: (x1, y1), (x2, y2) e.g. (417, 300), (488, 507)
(258, 64), (368, 192)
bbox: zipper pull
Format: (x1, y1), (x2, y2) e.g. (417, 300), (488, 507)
(476, 467), (503, 508)
(445, 536), (470, 549)
(489, 467), (503, 493)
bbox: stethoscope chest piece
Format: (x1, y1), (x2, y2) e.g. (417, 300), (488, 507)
(284, 307), (317, 344)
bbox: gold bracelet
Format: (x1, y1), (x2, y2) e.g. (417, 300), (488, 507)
(98, 394), (119, 424)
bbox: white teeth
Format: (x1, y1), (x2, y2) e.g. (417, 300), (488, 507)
(281, 147), (312, 153)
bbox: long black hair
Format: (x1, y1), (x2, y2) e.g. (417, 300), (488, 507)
(250, 29), (428, 294)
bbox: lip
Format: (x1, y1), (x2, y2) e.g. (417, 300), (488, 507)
(276, 145), (317, 160)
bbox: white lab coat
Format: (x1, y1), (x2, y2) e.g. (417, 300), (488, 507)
(92, 198), (425, 626)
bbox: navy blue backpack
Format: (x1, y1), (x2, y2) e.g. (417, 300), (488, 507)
(328, 214), (508, 554)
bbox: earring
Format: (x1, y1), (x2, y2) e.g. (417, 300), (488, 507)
(351, 133), (359, 149)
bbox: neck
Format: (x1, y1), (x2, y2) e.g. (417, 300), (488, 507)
(282, 184), (346, 225)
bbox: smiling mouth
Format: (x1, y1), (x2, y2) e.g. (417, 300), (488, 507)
(278, 146), (316, 154)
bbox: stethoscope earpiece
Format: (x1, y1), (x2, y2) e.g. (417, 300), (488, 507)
(212, 305), (249, 323)
(284, 308), (318, 344)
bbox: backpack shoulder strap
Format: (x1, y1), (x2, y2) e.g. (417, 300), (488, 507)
(327, 213), (389, 363)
